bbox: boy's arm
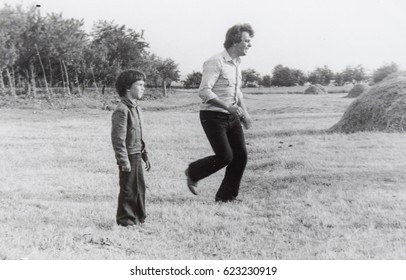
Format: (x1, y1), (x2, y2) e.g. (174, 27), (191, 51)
(111, 109), (130, 170)
(140, 140), (151, 171)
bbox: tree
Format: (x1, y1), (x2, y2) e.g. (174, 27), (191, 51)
(341, 65), (367, 85)
(41, 13), (88, 95)
(259, 74), (272, 87)
(308, 66), (334, 85)
(0, 4), (91, 96)
(183, 71), (202, 88)
(333, 72), (344, 86)
(142, 53), (162, 88)
(156, 58), (180, 96)
(372, 62), (399, 83)
(0, 4), (21, 95)
(9, 4), (42, 96)
(271, 64), (297, 86)
(241, 68), (261, 87)
(290, 69), (307, 85)
(89, 20), (149, 93)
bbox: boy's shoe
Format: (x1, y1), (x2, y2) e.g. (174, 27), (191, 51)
(185, 168), (198, 195)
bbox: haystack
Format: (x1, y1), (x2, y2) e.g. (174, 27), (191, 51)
(345, 84), (370, 98)
(383, 71), (406, 81)
(329, 72), (406, 133)
(304, 84), (327, 95)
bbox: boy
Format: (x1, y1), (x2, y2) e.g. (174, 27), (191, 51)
(111, 69), (151, 227)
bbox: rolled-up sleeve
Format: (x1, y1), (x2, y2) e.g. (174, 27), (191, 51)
(111, 109), (129, 167)
(237, 87), (243, 100)
(198, 59), (221, 103)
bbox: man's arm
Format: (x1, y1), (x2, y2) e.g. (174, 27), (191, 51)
(207, 98), (243, 116)
(237, 96), (253, 129)
(198, 59), (221, 103)
(199, 59), (243, 116)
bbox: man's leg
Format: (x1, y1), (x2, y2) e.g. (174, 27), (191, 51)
(215, 118), (247, 201)
(188, 111), (233, 182)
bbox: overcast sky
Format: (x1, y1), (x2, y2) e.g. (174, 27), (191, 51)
(2, 0), (406, 77)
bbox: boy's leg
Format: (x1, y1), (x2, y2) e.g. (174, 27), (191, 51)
(134, 154), (146, 223)
(116, 154), (146, 226)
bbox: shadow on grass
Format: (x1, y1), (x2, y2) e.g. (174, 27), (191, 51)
(260, 169), (401, 190)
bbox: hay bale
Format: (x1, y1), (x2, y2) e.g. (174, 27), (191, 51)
(315, 84), (327, 93)
(304, 84), (327, 95)
(383, 71), (406, 81)
(345, 84), (370, 98)
(329, 72), (406, 133)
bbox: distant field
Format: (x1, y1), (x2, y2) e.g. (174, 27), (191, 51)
(175, 85), (353, 95)
(241, 85), (353, 94)
(1, 90), (406, 259)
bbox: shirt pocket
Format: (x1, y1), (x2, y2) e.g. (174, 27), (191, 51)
(217, 71), (235, 87)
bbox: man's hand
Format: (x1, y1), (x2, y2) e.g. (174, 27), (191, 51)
(227, 105), (243, 118)
(142, 152), (151, 172)
(241, 115), (253, 129)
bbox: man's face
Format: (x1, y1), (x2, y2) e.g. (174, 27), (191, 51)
(235, 31), (252, 56)
(128, 80), (145, 100)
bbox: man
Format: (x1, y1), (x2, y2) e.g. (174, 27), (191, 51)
(185, 23), (254, 202)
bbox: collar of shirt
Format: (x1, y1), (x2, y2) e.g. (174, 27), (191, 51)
(221, 50), (241, 66)
(121, 97), (138, 108)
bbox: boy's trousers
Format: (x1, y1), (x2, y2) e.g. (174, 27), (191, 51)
(116, 153), (146, 226)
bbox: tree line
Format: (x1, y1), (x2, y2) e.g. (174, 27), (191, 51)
(183, 63), (400, 89)
(2, 4), (401, 96)
(0, 4), (180, 97)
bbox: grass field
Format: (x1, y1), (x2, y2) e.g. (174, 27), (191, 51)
(1, 89), (406, 259)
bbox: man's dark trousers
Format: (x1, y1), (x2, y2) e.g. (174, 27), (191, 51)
(188, 110), (247, 200)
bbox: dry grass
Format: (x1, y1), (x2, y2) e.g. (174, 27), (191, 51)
(1, 90), (406, 259)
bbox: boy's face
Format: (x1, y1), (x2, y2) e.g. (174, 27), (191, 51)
(127, 80), (145, 100)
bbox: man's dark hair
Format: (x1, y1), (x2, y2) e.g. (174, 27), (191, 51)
(223, 23), (254, 50)
(115, 69), (146, 97)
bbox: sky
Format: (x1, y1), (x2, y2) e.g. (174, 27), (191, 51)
(2, 0), (406, 77)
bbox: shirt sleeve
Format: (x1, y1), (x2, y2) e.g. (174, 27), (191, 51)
(237, 67), (243, 100)
(237, 86), (243, 100)
(111, 109), (130, 167)
(198, 58), (221, 103)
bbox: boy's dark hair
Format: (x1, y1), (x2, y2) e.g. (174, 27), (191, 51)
(223, 23), (254, 50)
(115, 69), (146, 97)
